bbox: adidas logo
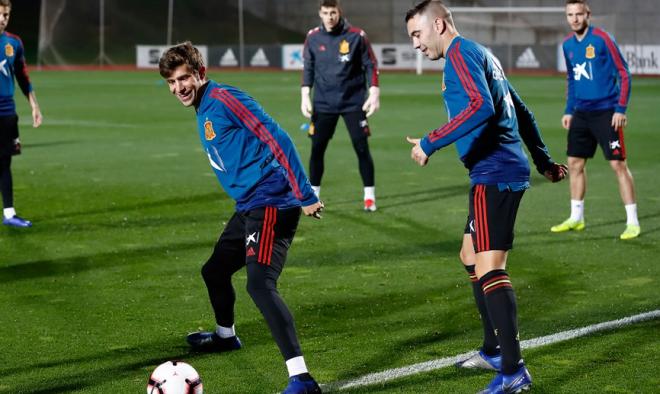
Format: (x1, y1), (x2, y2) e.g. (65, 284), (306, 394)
(250, 48), (270, 67)
(515, 47), (540, 69)
(246, 247), (255, 257)
(220, 49), (238, 67)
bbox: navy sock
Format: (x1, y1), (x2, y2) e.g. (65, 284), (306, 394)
(480, 269), (522, 374)
(464, 264), (499, 356)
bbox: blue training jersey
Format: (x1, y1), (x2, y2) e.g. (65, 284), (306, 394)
(419, 37), (531, 185)
(0, 31), (32, 116)
(196, 81), (318, 211)
(562, 26), (631, 114)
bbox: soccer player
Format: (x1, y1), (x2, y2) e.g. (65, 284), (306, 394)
(301, 0), (380, 211)
(159, 42), (323, 394)
(552, 0), (640, 240)
(0, 0), (42, 228)
(404, 1), (567, 393)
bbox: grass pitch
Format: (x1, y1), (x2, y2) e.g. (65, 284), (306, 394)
(0, 70), (658, 393)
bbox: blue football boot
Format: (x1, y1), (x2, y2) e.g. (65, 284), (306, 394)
(186, 331), (241, 352)
(456, 349), (502, 371)
(282, 375), (322, 394)
(478, 365), (532, 394)
(2, 216), (32, 228)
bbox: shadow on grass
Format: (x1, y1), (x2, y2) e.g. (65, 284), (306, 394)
(0, 337), (196, 393)
(327, 184), (467, 210)
(33, 191), (227, 221)
(0, 239), (210, 284)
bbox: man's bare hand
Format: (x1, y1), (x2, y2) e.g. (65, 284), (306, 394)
(302, 200), (325, 219)
(543, 162), (568, 183)
(406, 136), (429, 166)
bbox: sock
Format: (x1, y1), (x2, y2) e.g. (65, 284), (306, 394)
(285, 356), (308, 377)
(215, 324), (235, 338)
(311, 186), (321, 198)
(480, 269), (522, 375)
(364, 186), (375, 201)
(464, 265), (499, 355)
(625, 203), (639, 226)
(570, 199), (584, 222)
(3, 207), (16, 219)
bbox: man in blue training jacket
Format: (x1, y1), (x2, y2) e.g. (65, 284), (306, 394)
(159, 42), (323, 394)
(0, 0), (42, 228)
(552, 0), (640, 240)
(301, 0), (380, 212)
(405, 1), (567, 393)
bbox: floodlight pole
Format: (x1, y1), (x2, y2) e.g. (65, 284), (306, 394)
(238, 0), (245, 69)
(36, 0), (46, 69)
(99, 0), (105, 66)
(167, 0), (174, 45)
(96, 0), (112, 66)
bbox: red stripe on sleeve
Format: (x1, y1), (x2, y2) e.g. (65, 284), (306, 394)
(593, 28), (630, 108)
(210, 88), (304, 200)
(428, 41), (484, 143)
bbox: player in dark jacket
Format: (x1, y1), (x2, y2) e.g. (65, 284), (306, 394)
(405, 2), (567, 393)
(0, 0), (42, 228)
(301, 0), (380, 211)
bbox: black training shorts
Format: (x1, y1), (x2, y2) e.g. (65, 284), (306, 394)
(216, 206), (301, 274)
(567, 109), (626, 161)
(309, 111), (370, 142)
(465, 184), (525, 253)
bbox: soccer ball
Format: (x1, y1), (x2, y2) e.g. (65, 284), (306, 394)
(147, 361), (203, 394)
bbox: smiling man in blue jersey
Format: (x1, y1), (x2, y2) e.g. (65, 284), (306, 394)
(552, 0), (640, 240)
(159, 42), (323, 394)
(405, 1), (568, 393)
(0, 0), (43, 228)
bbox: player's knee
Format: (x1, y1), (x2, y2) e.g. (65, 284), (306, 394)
(351, 138), (369, 155)
(609, 159), (628, 173)
(459, 247), (474, 265)
(245, 269), (277, 299)
(201, 259), (230, 284)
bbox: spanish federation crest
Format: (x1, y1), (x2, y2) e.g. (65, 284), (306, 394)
(204, 119), (216, 140)
(339, 39), (350, 55)
(585, 44), (595, 59)
(4, 43), (13, 57)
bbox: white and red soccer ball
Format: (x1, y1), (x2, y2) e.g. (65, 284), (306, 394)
(147, 361), (203, 394)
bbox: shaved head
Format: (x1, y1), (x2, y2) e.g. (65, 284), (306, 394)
(405, 0), (453, 26)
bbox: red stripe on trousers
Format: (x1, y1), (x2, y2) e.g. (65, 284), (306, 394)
(258, 207), (274, 264)
(265, 207), (277, 265)
(480, 185), (490, 251)
(618, 127), (626, 159)
(475, 185), (486, 251)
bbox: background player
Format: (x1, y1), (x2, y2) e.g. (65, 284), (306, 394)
(0, 0), (42, 228)
(552, 0), (640, 240)
(159, 42), (323, 394)
(405, 1), (567, 392)
(301, 0), (380, 211)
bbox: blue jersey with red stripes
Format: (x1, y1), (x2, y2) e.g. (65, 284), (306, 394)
(196, 81), (318, 211)
(562, 26), (631, 114)
(0, 31), (32, 116)
(419, 37), (532, 185)
(302, 18), (379, 113)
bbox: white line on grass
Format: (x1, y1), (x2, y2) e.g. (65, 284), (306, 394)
(322, 309), (660, 392)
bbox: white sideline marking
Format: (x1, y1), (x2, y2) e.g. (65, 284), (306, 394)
(322, 309), (660, 392)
